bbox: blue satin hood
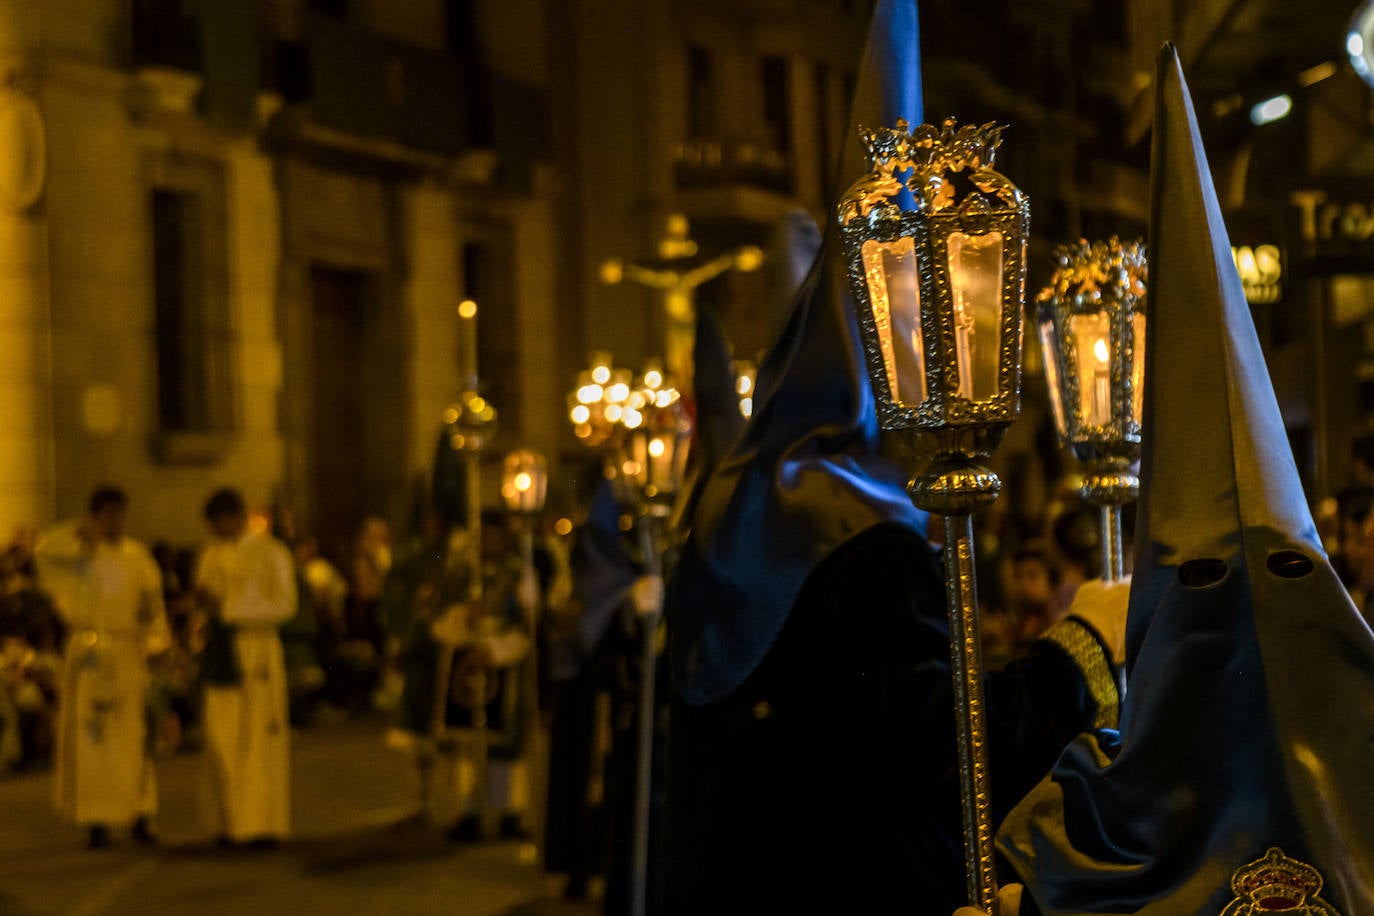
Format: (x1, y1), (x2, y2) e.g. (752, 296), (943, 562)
(669, 0), (929, 706)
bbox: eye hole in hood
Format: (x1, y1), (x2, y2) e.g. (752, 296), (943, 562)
(1267, 549), (1314, 580)
(1178, 558), (1228, 588)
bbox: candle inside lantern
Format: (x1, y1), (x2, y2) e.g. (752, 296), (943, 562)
(946, 230), (1005, 402)
(1092, 336), (1112, 426)
(646, 436), (669, 497)
(1070, 312), (1113, 428)
(954, 288), (975, 400)
(860, 238), (927, 407)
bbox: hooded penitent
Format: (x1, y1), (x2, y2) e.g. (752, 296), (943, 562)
(996, 45), (1374, 914)
(573, 479), (640, 657)
(671, 304), (747, 535)
(668, 0), (927, 706)
(767, 208), (824, 340)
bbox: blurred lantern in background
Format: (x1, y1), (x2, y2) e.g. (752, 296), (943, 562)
(1037, 237), (1147, 582)
(501, 449), (548, 518)
(614, 363), (691, 517)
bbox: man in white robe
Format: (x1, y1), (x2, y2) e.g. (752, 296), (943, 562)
(35, 486), (166, 849)
(195, 488), (295, 847)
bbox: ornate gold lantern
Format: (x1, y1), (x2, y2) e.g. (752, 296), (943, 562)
(615, 364), (691, 518)
(1037, 238), (1147, 582)
(501, 449), (548, 518)
(838, 116), (1029, 914)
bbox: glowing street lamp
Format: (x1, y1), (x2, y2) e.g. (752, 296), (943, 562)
(838, 116), (1030, 914)
(1037, 237), (1147, 582)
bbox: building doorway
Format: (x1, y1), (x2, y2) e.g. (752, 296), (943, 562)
(309, 265), (402, 564)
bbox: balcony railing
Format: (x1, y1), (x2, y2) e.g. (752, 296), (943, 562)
(673, 139), (793, 194)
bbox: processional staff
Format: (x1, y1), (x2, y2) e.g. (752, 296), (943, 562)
(838, 117), (1030, 915)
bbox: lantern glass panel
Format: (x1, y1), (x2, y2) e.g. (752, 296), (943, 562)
(622, 431), (647, 490)
(1069, 311), (1112, 428)
(860, 237), (928, 408)
(1039, 319), (1069, 438)
(646, 434), (674, 498)
(501, 451), (547, 514)
(1131, 311), (1146, 425)
(946, 230), (1004, 402)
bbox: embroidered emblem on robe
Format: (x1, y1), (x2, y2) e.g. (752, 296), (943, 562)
(1221, 848), (1340, 915)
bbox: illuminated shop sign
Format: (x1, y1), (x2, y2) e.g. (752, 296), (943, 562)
(1231, 244), (1283, 304)
(1291, 190), (1374, 245)
(1285, 188), (1374, 274)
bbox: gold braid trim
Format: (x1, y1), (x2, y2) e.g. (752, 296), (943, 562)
(1042, 618), (1120, 730)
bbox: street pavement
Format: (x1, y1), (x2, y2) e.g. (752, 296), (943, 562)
(0, 718), (600, 916)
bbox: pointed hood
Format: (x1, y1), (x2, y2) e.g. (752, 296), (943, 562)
(690, 303), (746, 489)
(668, 0), (928, 705)
(573, 479), (639, 654)
(997, 45), (1374, 913)
(671, 304), (748, 534)
(767, 208), (823, 340)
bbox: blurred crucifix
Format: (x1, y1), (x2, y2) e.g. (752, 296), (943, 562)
(600, 213), (764, 391)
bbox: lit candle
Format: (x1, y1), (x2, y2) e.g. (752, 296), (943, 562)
(954, 288), (975, 399)
(647, 435), (671, 495)
(1092, 335), (1111, 426)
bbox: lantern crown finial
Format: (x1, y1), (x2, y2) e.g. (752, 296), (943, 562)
(1039, 237), (1147, 307)
(842, 117), (1023, 226)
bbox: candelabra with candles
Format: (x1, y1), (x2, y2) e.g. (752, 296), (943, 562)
(838, 117), (1030, 915)
(1037, 238), (1147, 582)
(568, 351), (635, 448)
(566, 356), (690, 916)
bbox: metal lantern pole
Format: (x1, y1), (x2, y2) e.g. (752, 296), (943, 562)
(621, 372), (687, 916)
(911, 460), (1003, 910)
(1037, 238), (1148, 583)
(630, 511), (661, 916)
(839, 118), (1031, 915)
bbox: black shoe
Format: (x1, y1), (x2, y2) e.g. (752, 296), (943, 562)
(86, 825), (110, 850)
(244, 837), (278, 852)
(498, 815), (531, 841)
(445, 815), (481, 844)
(131, 817), (157, 846)
(215, 835), (237, 851)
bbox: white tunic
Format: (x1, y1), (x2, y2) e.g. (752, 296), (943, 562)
(196, 531), (296, 841)
(35, 523), (165, 826)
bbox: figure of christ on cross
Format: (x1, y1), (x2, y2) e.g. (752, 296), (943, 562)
(600, 213), (764, 392)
